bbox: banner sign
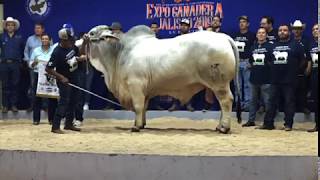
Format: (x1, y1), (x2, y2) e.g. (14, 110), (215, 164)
(146, 0), (223, 35)
(36, 61), (59, 99)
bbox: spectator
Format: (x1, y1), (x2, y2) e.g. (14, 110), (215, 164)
(24, 22), (45, 112)
(257, 24), (306, 131)
(307, 23), (319, 132)
(211, 15), (222, 33)
(0, 17), (25, 113)
(75, 32), (94, 111)
(150, 22), (161, 38)
(73, 32), (94, 127)
(110, 22), (124, 39)
(290, 20), (311, 114)
(243, 27), (273, 127)
(260, 16), (278, 43)
(232, 15), (256, 111)
(29, 33), (57, 125)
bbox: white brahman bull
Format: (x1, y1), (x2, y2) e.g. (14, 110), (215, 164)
(85, 25), (241, 133)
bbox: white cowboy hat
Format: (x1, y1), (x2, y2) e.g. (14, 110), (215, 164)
(3, 17), (20, 30)
(290, 20), (306, 29)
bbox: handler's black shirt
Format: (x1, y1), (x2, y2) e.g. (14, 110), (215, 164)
(47, 44), (80, 79)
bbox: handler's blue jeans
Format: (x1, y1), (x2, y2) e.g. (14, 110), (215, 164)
(52, 81), (78, 130)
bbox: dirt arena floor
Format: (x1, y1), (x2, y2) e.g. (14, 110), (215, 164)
(0, 117), (317, 156)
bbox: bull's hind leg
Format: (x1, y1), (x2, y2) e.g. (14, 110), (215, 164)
(210, 83), (234, 134)
(141, 98), (150, 129)
(129, 84), (146, 132)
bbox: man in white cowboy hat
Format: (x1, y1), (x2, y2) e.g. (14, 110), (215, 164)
(0, 17), (25, 113)
(290, 19), (312, 115)
(291, 20), (306, 39)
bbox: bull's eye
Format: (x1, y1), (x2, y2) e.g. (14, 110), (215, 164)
(90, 32), (95, 36)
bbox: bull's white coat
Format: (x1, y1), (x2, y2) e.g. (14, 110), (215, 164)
(87, 25), (240, 133)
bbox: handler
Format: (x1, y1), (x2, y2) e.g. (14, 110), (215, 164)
(46, 27), (86, 134)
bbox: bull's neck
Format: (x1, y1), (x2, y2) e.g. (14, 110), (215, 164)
(103, 54), (120, 97)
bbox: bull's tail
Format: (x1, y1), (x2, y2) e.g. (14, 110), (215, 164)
(227, 37), (242, 124)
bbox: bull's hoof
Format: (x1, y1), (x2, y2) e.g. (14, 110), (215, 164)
(139, 124), (146, 129)
(216, 126), (230, 134)
(131, 126), (140, 132)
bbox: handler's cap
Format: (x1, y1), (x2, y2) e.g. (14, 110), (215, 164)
(62, 23), (75, 36)
(58, 28), (75, 41)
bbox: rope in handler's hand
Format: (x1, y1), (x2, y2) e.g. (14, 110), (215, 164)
(67, 82), (122, 107)
(46, 73), (122, 107)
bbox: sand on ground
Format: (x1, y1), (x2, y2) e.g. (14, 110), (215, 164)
(0, 117), (317, 156)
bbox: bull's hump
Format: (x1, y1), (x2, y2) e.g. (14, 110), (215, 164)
(124, 25), (155, 39)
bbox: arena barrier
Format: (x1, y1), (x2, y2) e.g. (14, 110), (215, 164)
(0, 150), (318, 180)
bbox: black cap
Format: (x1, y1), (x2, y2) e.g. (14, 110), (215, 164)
(238, 15), (249, 22)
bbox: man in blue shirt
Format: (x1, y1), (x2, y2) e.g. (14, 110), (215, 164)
(258, 24), (306, 131)
(0, 17), (25, 113)
(24, 22), (45, 112)
(232, 15), (256, 111)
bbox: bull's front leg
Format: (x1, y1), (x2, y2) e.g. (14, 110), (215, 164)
(129, 83), (146, 132)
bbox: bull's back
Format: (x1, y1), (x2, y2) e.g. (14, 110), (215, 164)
(123, 32), (236, 87)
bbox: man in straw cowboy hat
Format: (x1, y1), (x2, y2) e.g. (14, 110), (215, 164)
(291, 20), (312, 115)
(0, 17), (25, 113)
